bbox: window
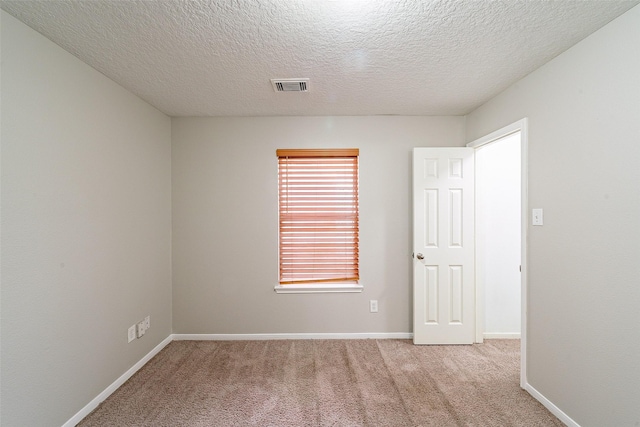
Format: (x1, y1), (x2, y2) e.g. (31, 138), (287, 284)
(276, 149), (361, 293)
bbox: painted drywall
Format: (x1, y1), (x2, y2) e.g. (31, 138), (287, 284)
(466, 5), (640, 426)
(172, 116), (465, 334)
(476, 133), (521, 336)
(1, 11), (172, 427)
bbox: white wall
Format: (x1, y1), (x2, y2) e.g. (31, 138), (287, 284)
(466, 6), (640, 426)
(1, 11), (172, 426)
(172, 116), (465, 334)
(476, 133), (521, 336)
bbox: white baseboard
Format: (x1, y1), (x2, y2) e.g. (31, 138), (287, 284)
(525, 382), (580, 427)
(62, 335), (173, 427)
(172, 332), (413, 341)
(483, 332), (521, 339)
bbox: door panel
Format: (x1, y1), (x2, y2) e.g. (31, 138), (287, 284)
(413, 148), (475, 344)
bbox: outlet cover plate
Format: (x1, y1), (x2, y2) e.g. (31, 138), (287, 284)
(370, 300), (378, 313)
(137, 322), (145, 338)
(128, 325), (136, 343)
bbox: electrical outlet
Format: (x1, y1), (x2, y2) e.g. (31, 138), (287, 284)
(144, 316), (150, 330)
(370, 300), (378, 313)
(137, 321), (146, 338)
(128, 325), (136, 343)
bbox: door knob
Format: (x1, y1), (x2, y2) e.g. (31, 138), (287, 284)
(416, 253), (424, 260)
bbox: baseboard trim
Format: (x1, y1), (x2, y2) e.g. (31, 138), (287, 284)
(62, 335), (173, 427)
(525, 382), (580, 427)
(172, 332), (413, 341)
(483, 332), (521, 339)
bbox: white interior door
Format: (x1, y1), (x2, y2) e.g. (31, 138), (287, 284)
(413, 148), (475, 345)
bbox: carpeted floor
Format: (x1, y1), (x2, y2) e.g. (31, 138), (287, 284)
(78, 339), (564, 426)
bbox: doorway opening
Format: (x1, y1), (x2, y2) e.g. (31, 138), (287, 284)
(468, 118), (528, 388)
(476, 132), (521, 340)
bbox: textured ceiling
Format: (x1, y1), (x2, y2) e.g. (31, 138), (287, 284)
(1, 0), (638, 117)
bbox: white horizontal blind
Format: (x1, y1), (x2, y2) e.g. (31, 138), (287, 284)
(277, 149), (359, 284)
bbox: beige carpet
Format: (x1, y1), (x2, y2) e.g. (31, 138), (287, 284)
(78, 339), (564, 426)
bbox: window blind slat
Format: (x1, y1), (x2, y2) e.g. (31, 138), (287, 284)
(277, 148), (359, 157)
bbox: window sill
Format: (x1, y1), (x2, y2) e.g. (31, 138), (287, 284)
(274, 283), (363, 294)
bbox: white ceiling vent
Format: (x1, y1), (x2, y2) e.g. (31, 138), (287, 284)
(271, 78), (309, 92)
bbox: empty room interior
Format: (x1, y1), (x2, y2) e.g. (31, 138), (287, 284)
(1, 1), (639, 426)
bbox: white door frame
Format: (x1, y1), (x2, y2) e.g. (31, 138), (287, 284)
(467, 118), (528, 388)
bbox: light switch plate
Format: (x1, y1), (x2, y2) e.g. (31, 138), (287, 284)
(532, 208), (543, 226)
